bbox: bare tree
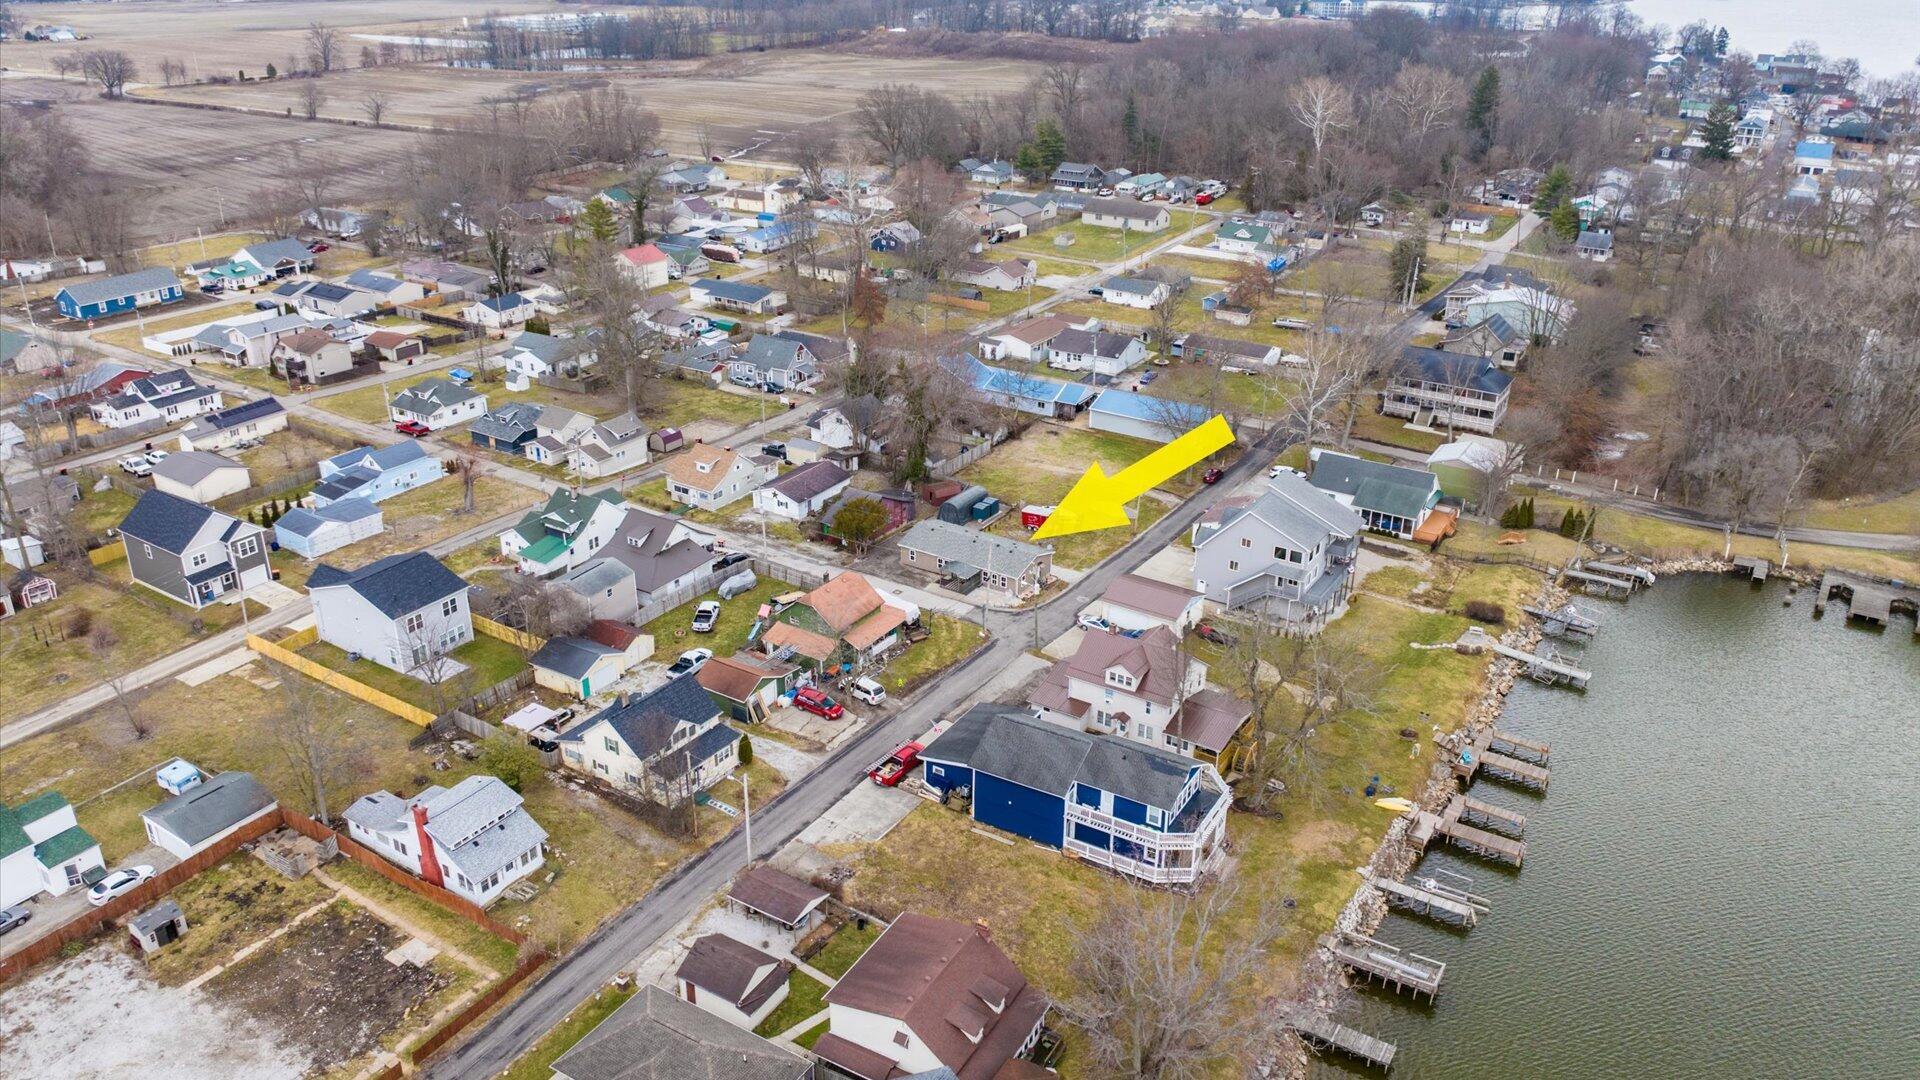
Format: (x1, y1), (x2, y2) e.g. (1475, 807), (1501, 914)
(1065, 869), (1289, 1079)
(157, 57), (188, 87)
(305, 22), (340, 74)
(1477, 405), (1561, 520)
(89, 625), (151, 739)
(265, 659), (355, 821)
(1290, 76), (1354, 173)
(79, 50), (137, 97)
(361, 91), (391, 126)
(298, 79), (327, 120)
(447, 445), (482, 514)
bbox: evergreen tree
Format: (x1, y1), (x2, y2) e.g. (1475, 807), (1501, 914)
(1500, 502), (1524, 528)
(1549, 200), (1581, 242)
(1386, 233), (1429, 303)
(1713, 27), (1730, 56)
(1121, 95), (1140, 154)
(1464, 66), (1501, 152)
(1524, 498), (1536, 529)
(631, 199), (647, 244)
(265, 63), (277, 79)
(579, 198), (618, 243)
(737, 735), (753, 767)
(1533, 165), (1573, 212)
(1699, 103), (1737, 161)
(1032, 120), (1068, 175)
(1014, 143), (1043, 181)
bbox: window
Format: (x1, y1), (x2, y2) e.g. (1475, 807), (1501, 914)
(141, 542), (152, 558)
(1240, 537), (1252, 548)
(594, 761), (609, 774)
(233, 536), (258, 559)
(604, 736), (619, 754)
(1228, 560), (1239, 572)
(394, 840), (408, 856)
(404, 612), (425, 634)
(442, 597), (459, 617)
(894, 1031), (911, 1049)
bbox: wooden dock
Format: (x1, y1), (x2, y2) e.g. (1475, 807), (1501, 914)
(1287, 1011), (1398, 1072)
(1370, 871), (1490, 927)
(1731, 556), (1771, 582)
(1815, 570), (1920, 633)
(1486, 731), (1550, 767)
(1522, 602), (1599, 640)
(1449, 731), (1551, 793)
(1475, 634), (1591, 689)
(1325, 931), (1446, 999)
(1561, 567), (1634, 598)
(1581, 561), (1656, 587)
(1456, 794), (1528, 837)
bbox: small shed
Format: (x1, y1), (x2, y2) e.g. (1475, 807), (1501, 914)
(156, 759), (204, 796)
(937, 485), (988, 524)
(0, 534), (45, 570)
(129, 899), (188, 954)
(273, 499), (384, 559)
(919, 479), (962, 505)
(649, 427), (685, 453)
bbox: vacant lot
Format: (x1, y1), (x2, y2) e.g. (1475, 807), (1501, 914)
(7, 78), (416, 244)
(303, 473), (537, 569)
(139, 47), (1047, 154)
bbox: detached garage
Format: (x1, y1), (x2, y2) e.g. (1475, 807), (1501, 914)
(141, 771), (278, 860)
(274, 499), (384, 559)
(1087, 388), (1216, 444)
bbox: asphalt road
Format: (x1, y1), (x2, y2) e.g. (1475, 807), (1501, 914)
(425, 427), (1289, 1080)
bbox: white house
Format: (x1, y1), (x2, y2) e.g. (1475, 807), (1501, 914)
(463, 291), (538, 329)
(341, 775), (548, 907)
(556, 672), (740, 805)
(661, 444), (778, 512)
(0, 791), (105, 908)
(140, 772), (277, 860)
(152, 450), (251, 504)
(566, 412), (652, 479)
(1450, 211), (1493, 235)
(1047, 327), (1147, 377)
(1081, 196), (1171, 232)
(307, 551), (473, 674)
(498, 488), (631, 577)
(615, 244), (672, 290)
(1099, 276), (1170, 310)
(178, 396), (290, 452)
(1097, 573), (1204, 635)
(90, 371), (223, 429)
(675, 934), (793, 1029)
(1030, 623), (1250, 760)
(502, 330), (597, 391)
(1214, 219), (1275, 255)
(751, 460), (852, 521)
(950, 257), (1035, 293)
(389, 377), (486, 430)
(688, 278), (785, 315)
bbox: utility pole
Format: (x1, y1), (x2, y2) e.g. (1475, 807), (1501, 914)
(739, 773), (751, 862)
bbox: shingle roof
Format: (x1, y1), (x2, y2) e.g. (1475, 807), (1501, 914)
(530, 636), (623, 679)
(560, 672), (719, 760)
(1049, 327), (1136, 359)
(675, 934), (791, 1013)
(898, 519), (1048, 579)
(60, 267), (181, 307)
(238, 237), (314, 269)
(119, 489), (226, 552)
(1396, 345), (1514, 395)
(549, 985), (811, 1080)
(1307, 450), (1438, 521)
(761, 460), (848, 504)
(1102, 275), (1163, 297)
(469, 401), (545, 443)
(1082, 195), (1163, 221)
(726, 864), (827, 926)
(153, 449), (246, 487)
(691, 278), (773, 304)
(307, 551), (467, 619)
(1100, 573), (1199, 621)
(391, 377), (480, 413)
(141, 772), (275, 847)
(926, 704), (1197, 809)
(273, 498), (381, 537)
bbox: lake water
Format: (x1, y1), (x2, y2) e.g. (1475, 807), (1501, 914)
(1322, 575), (1920, 1078)
(1627, 0), (1920, 76)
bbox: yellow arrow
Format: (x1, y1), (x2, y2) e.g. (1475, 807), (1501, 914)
(1032, 414), (1235, 541)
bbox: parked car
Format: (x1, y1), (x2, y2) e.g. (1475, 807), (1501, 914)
(1273, 316), (1314, 331)
(0, 905), (31, 937)
(201, 284), (225, 295)
(526, 730), (560, 753)
(715, 552), (752, 571)
(119, 455), (153, 477)
(793, 686), (845, 720)
(395, 420), (431, 437)
(87, 865), (156, 907)
(1202, 467), (1224, 485)
(691, 601), (721, 633)
(143, 449), (170, 465)
(1138, 370), (1157, 385)
(760, 442), (787, 461)
(717, 570), (757, 600)
(869, 741), (924, 786)
(1195, 192), (1215, 206)
(848, 676), (887, 706)
(254, 300), (279, 311)
(1077, 612), (1112, 632)
(1268, 464), (1302, 479)
(1194, 623), (1235, 646)
(666, 648), (713, 676)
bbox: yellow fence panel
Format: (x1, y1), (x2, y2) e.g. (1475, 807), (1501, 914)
(89, 541), (126, 566)
(473, 615), (544, 652)
(245, 632), (436, 727)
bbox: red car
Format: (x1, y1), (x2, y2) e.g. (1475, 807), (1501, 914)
(394, 420), (431, 437)
(869, 741), (924, 787)
(793, 686), (844, 720)
(306, 241), (330, 253)
(1202, 466), (1223, 485)
(1195, 192), (1214, 205)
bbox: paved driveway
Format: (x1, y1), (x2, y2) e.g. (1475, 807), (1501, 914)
(0, 844), (179, 961)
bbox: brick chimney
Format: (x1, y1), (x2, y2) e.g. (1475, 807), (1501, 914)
(412, 803), (444, 887)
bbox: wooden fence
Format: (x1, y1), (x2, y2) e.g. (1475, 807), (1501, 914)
(0, 810), (282, 986)
(929, 292), (992, 312)
(246, 627), (438, 727)
(88, 540), (126, 566)
(474, 614), (544, 652)
(409, 949), (549, 1065)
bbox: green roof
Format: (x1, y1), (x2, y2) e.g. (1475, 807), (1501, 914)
(0, 807), (29, 859)
(35, 823), (99, 867)
(15, 790), (70, 819)
(600, 185), (635, 204)
(520, 533), (569, 566)
(2, 792), (73, 858)
(1353, 477), (1432, 521)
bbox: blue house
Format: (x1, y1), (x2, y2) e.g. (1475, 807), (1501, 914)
(312, 441), (444, 507)
(467, 402), (545, 455)
(940, 353), (1097, 420)
(920, 705), (1231, 885)
(56, 268), (184, 321)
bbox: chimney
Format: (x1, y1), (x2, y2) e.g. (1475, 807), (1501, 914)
(974, 918), (992, 941)
(618, 692), (630, 708)
(412, 803), (444, 888)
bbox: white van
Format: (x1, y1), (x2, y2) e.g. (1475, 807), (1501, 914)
(849, 677), (887, 706)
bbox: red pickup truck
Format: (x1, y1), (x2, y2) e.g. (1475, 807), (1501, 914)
(869, 741), (924, 787)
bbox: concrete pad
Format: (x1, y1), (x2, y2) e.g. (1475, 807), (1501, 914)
(1043, 625), (1086, 660)
(234, 580), (301, 611)
(966, 650), (1050, 706)
(176, 648), (258, 688)
(1132, 544), (1196, 589)
(794, 780), (921, 849)
(385, 938), (440, 968)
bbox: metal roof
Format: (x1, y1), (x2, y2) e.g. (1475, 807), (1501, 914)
(58, 267), (181, 307)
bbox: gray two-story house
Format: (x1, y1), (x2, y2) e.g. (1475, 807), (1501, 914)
(118, 490), (272, 609)
(1189, 472), (1364, 631)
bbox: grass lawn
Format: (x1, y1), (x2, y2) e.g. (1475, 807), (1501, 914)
(807, 918), (882, 979)
(311, 372), (446, 425)
(301, 634), (529, 710)
(443, 537), (505, 576)
(1796, 487), (1920, 535)
(1030, 256), (1101, 279)
(751, 969), (830, 1038)
(73, 485), (138, 536)
(1148, 253), (1246, 282)
(795, 1019), (831, 1049)
(92, 301), (260, 353)
(145, 853), (335, 985)
(1000, 211), (1207, 266)
(877, 613), (986, 695)
(499, 985), (638, 1080)
(235, 425), (355, 492)
(315, 475), (536, 570)
(214, 363), (308, 396)
(1347, 409), (1449, 453)
(0, 571), (241, 727)
(641, 577), (790, 660)
(1527, 494), (1920, 580)
(646, 377), (773, 432)
(137, 232), (267, 270)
